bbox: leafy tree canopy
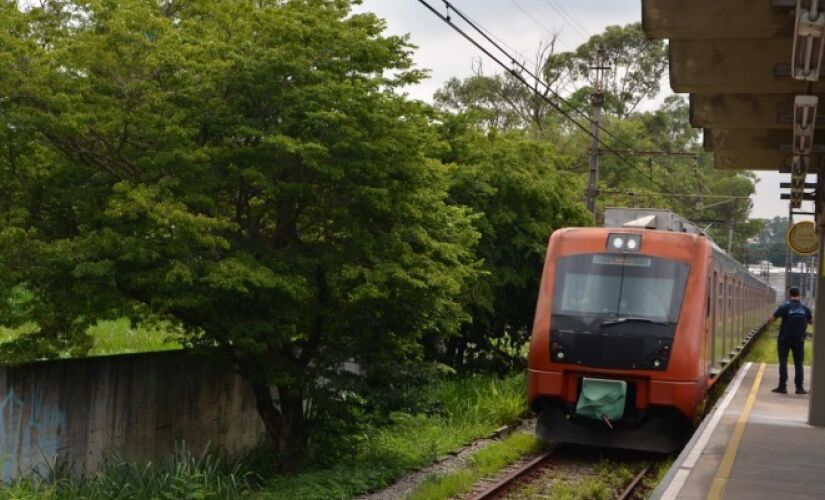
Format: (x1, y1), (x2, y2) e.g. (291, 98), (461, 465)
(432, 115), (590, 372)
(0, 0), (481, 468)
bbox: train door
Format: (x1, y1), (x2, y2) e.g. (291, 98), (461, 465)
(716, 273), (724, 371)
(734, 282), (739, 347)
(737, 281), (742, 345)
(718, 276), (725, 363)
(707, 271), (716, 373)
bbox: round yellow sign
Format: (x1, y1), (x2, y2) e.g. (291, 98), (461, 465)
(787, 220), (819, 255)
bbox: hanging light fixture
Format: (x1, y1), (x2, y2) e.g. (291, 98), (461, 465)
(792, 0), (825, 81)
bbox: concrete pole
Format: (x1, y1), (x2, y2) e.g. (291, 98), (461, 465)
(786, 205), (794, 293)
(585, 48), (608, 219)
(809, 175), (825, 425)
(585, 105), (601, 216)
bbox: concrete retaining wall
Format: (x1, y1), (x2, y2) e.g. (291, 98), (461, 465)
(0, 351), (263, 481)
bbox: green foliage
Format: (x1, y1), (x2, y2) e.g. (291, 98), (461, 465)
(510, 459), (642, 500)
(408, 432), (541, 500)
(231, 373), (524, 499)
(0, 444), (258, 500)
(569, 23), (667, 117)
(434, 29), (760, 259)
(434, 116), (590, 372)
(0, 318), (179, 362)
(746, 217), (789, 266)
(86, 318), (181, 356)
(0, 0), (480, 465)
(745, 324), (813, 366)
(0, 366), (524, 500)
(435, 23), (666, 130)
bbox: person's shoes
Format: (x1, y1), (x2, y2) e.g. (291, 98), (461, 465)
(796, 387), (809, 395)
(772, 386), (788, 394)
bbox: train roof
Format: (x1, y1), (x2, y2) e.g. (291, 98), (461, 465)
(604, 208), (706, 235)
(602, 207), (770, 288)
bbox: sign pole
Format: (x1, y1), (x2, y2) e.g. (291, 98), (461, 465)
(809, 175), (825, 425)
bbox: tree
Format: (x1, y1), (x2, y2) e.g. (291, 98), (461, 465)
(0, 0), (479, 470)
(747, 217), (789, 266)
(569, 23), (667, 118)
(434, 38), (571, 134)
(434, 115), (590, 372)
(433, 23), (667, 133)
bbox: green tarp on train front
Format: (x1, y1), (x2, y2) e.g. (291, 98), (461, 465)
(575, 378), (627, 421)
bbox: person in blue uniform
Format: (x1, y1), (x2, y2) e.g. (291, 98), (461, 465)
(768, 286), (812, 394)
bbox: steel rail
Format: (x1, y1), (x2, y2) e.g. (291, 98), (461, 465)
(616, 464), (652, 500)
(468, 449), (556, 500)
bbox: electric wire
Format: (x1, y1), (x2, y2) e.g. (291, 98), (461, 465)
(441, 2), (696, 168)
(431, 1), (700, 199)
(542, 0), (591, 42)
(440, 0), (684, 163)
(461, 9), (539, 70)
(417, 0), (682, 198)
(506, 0), (575, 50)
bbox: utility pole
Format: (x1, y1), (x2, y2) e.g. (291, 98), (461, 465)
(785, 205), (794, 294)
(585, 48), (609, 217)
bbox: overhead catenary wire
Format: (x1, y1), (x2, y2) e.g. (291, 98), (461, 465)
(418, 0), (683, 198)
(461, 9), (539, 70)
(438, 1), (694, 163)
(506, 0), (575, 51)
(541, 0), (591, 42)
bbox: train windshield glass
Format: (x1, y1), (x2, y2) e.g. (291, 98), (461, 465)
(552, 253), (689, 323)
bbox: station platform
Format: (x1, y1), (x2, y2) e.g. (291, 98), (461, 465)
(652, 363), (825, 500)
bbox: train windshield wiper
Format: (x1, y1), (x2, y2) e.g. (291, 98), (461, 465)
(599, 317), (668, 327)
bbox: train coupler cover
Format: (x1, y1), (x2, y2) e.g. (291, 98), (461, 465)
(575, 377), (627, 422)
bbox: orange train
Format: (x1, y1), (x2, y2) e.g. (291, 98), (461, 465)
(528, 209), (775, 452)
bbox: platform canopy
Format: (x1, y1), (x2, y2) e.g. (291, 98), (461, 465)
(644, 0), (825, 430)
(642, 0), (823, 207)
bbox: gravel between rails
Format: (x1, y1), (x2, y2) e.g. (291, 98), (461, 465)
(356, 418), (537, 500)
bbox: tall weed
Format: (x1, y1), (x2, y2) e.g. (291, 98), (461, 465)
(0, 444), (258, 500)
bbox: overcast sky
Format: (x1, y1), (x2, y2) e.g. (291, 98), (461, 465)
(356, 0), (799, 221)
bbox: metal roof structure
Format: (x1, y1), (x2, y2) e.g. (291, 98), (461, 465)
(643, 0), (821, 208)
(643, 0), (825, 426)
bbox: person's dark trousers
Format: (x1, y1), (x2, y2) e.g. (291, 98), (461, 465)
(778, 336), (806, 389)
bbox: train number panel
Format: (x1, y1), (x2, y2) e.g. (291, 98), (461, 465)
(528, 209), (774, 453)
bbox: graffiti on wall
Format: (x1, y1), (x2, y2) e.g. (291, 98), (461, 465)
(0, 388), (66, 481)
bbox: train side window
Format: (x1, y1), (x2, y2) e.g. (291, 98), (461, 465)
(706, 282), (711, 318)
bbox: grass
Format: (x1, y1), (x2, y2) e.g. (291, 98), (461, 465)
(0, 444), (257, 500)
(86, 318), (181, 356)
(509, 459), (641, 500)
(0, 373), (528, 500)
(263, 374), (527, 499)
(408, 432), (542, 500)
(0, 318), (181, 360)
(642, 457), (675, 494)
(744, 323), (813, 366)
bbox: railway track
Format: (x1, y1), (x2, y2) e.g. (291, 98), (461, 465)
(468, 446), (653, 500)
(468, 450), (556, 500)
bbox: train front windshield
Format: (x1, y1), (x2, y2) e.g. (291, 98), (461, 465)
(552, 254), (689, 324)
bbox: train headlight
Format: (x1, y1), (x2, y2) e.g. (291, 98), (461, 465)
(607, 233), (642, 252)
